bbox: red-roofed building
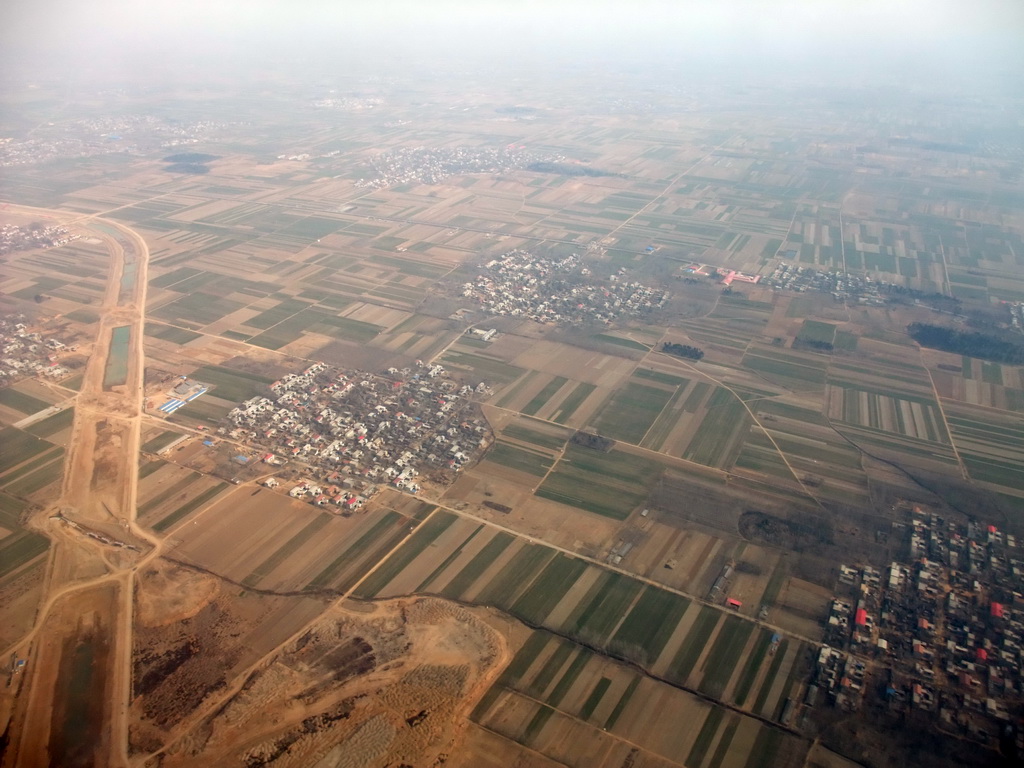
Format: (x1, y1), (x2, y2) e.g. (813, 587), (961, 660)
(991, 602), (1005, 618)
(726, 598), (742, 609)
(855, 608), (868, 626)
(976, 647), (988, 662)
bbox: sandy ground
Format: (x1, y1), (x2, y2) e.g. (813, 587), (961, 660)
(147, 595), (508, 768)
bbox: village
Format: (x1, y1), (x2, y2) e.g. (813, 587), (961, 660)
(356, 144), (563, 187)
(815, 506), (1024, 750)
(0, 314), (76, 385)
(0, 114), (228, 167)
(0, 223), (78, 256)
(461, 248), (669, 325)
(222, 360), (491, 511)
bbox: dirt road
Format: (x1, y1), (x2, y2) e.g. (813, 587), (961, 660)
(2, 205), (157, 768)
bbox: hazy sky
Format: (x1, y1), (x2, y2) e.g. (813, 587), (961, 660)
(1, 0), (1022, 92)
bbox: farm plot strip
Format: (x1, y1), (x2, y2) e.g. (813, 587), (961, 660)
(306, 510), (405, 590)
(352, 510), (457, 597)
(152, 482), (229, 532)
(242, 512), (333, 587)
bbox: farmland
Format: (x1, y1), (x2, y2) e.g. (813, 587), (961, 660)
(472, 628), (809, 767)
(355, 507), (810, 725)
(1, 62), (1021, 768)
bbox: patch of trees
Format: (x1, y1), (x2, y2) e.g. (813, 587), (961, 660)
(165, 163), (210, 175)
(888, 137), (973, 154)
(738, 510), (833, 550)
(662, 342), (704, 360)
(162, 152), (219, 163)
(876, 283), (961, 312)
(907, 322), (1024, 364)
(571, 431), (615, 452)
(525, 161), (614, 177)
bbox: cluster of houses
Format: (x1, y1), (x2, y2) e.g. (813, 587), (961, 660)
(1009, 301), (1024, 331)
(279, 476), (372, 513)
(817, 507), (1024, 747)
(356, 145), (562, 188)
(0, 315), (74, 385)
(224, 360), (491, 503)
(762, 261), (925, 308)
(0, 114), (227, 167)
(461, 249), (669, 325)
(311, 96), (383, 110)
(0, 224), (78, 256)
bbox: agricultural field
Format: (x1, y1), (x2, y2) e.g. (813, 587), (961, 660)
(472, 628), (809, 768)
(0, 490), (49, 583)
(355, 508), (810, 723)
(535, 444), (663, 520)
(944, 401), (1024, 500)
(3, 72), (1023, 768)
(170, 486), (429, 593)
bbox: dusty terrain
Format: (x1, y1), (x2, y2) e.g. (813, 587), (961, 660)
(139, 595), (507, 768)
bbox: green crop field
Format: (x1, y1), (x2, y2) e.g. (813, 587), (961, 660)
(684, 388), (751, 468)
(144, 323), (202, 344)
(141, 430), (184, 453)
(753, 639), (789, 714)
(633, 368), (690, 387)
(537, 445), (662, 519)
(524, 639), (575, 698)
(0, 530), (49, 580)
(152, 482), (229, 532)
(592, 333), (650, 351)
(151, 292), (245, 327)
(521, 376), (569, 416)
(547, 648), (593, 706)
(665, 605), (720, 684)
(188, 364), (274, 403)
(603, 674), (642, 730)
(138, 472), (201, 517)
(440, 350), (525, 387)
(501, 420), (571, 451)
(578, 676), (613, 721)
(510, 553), (589, 625)
(474, 544), (555, 607)
(686, 707), (725, 768)
(0, 388), (50, 415)
(591, 381), (673, 443)
(796, 319), (837, 345)
(306, 510), (404, 590)
(484, 442), (553, 477)
(743, 354), (827, 384)
(568, 571), (644, 643)
(609, 587), (691, 665)
(0, 445), (62, 486)
(2, 457), (64, 497)
(0, 427), (52, 474)
(733, 628), (774, 706)
(242, 512), (333, 587)
(0, 492), (27, 530)
(353, 510), (457, 597)
(438, 531), (516, 599)
(414, 525), (484, 591)
(698, 615), (754, 699)
(24, 408), (74, 439)
(551, 382), (596, 423)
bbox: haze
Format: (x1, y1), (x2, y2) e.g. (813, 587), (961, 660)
(3, 0), (1022, 93)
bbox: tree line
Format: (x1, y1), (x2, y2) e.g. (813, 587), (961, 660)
(662, 342), (705, 360)
(907, 322), (1024, 364)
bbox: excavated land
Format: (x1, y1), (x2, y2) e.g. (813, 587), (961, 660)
(131, 586), (507, 768)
